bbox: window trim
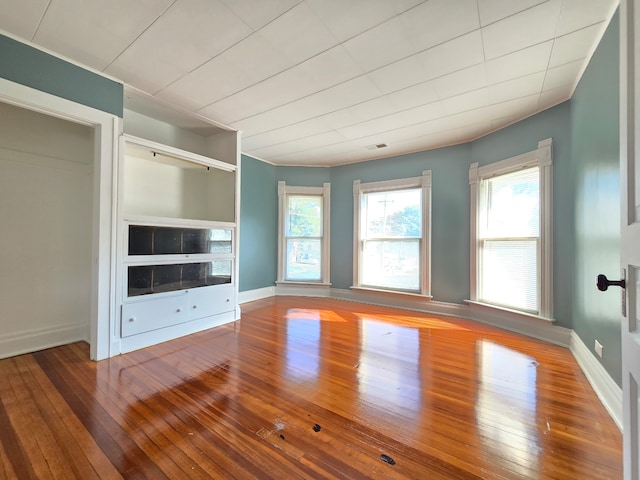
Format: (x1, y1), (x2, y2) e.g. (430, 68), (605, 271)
(352, 171), (432, 296)
(277, 181), (331, 285)
(469, 138), (553, 318)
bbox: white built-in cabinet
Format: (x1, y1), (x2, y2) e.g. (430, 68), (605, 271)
(117, 131), (239, 354)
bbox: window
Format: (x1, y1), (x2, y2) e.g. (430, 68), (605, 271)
(469, 138), (552, 317)
(277, 182), (330, 284)
(353, 172), (431, 295)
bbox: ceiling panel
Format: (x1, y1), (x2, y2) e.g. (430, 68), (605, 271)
(556, 0), (618, 36)
(383, 81), (440, 110)
(543, 59), (586, 91)
(342, 0), (479, 72)
(0, 0), (618, 166)
(219, 0), (301, 30)
(486, 94), (541, 120)
(482, 0), (563, 60)
(337, 101), (445, 141)
(198, 66), (314, 123)
(305, 0), (424, 43)
(251, 130), (347, 158)
(477, 0), (546, 26)
(34, 0), (174, 71)
(0, 0), (49, 40)
(549, 22), (605, 68)
(488, 72), (545, 104)
(256, 1), (338, 64)
(368, 31), (485, 94)
(431, 63), (488, 101)
(156, 31), (298, 111)
(105, 0), (253, 93)
(539, 84), (574, 107)
(231, 75), (382, 135)
(242, 118), (334, 150)
(201, 46), (368, 125)
(441, 88), (490, 116)
(484, 41), (553, 84)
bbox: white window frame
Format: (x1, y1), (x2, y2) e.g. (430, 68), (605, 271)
(469, 138), (553, 318)
(277, 181), (331, 285)
(352, 171), (432, 297)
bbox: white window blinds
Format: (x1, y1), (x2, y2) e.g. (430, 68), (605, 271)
(479, 167), (540, 312)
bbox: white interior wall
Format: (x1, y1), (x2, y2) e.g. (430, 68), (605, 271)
(124, 150), (236, 222)
(123, 154), (185, 218)
(0, 102), (93, 357)
(124, 109), (209, 157)
(206, 169), (236, 222)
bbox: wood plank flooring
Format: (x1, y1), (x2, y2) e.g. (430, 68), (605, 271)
(0, 296), (622, 479)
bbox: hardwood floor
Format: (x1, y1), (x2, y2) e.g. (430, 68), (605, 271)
(0, 297), (622, 479)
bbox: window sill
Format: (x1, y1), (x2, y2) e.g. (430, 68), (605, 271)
(276, 281), (331, 287)
(464, 300), (554, 323)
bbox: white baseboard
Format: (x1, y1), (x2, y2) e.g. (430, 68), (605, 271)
(238, 286), (276, 304)
(464, 301), (572, 348)
(570, 331), (622, 430)
(0, 322), (88, 360)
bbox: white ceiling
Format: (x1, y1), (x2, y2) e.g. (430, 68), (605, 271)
(0, 0), (618, 166)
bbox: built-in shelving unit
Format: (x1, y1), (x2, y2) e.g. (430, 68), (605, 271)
(117, 127), (239, 353)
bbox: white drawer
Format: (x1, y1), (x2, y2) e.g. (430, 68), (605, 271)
(188, 285), (235, 319)
(121, 294), (189, 337)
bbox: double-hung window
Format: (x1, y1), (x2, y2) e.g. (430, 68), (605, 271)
(469, 138), (553, 317)
(277, 182), (330, 284)
(353, 171), (431, 295)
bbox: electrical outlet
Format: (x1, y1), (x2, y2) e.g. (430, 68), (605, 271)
(595, 340), (603, 358)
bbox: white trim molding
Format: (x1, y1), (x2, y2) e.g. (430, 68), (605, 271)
(469, 138), (553, 319)
(0, 323), (88, 360)
(238, 286), (276, 304)
(277, 181), (331, 285)
(352, 171), (432, 296)
(570, 331), (622, 430)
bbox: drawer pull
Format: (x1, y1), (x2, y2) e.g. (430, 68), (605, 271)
(176, 308), (182, 313)
(128, 317), (135, 323)
(226, 298), (230, 302)
(192, 305), (198, 309)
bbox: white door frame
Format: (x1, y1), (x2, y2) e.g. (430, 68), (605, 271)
(620, 0), (640, 477)
(0, 76), (120, 360)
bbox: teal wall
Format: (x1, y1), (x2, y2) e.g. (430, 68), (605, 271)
(571, 13), (621, 385)
(276, 166), (331, 186)
(0, 34), (123, 117)
(239, 162), (330, 292)
(329, 144), (471, 303)
(239, 155), (278, 292)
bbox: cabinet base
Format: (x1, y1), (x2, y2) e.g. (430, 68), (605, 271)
(118, 311), (238, 354)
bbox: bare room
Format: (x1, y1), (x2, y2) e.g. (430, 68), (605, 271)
(0, 1), (636, 478)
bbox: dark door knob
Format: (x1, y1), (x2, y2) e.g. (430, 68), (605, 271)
(596, 274), (626, 291)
